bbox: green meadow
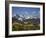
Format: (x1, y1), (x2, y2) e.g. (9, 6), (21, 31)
(12, 21), (40, 31)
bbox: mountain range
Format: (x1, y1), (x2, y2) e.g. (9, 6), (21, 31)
(12, 15), (40, 24)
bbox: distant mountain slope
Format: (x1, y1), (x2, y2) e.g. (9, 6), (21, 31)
(12, 16), (40, 24)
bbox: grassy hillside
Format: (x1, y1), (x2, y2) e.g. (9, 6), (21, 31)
(12, 21), (40, 31)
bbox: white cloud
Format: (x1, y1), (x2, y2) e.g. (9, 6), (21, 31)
(25, 16), (30, 19)
(18, 18), (23, 21)
(19, 15), (23, 17)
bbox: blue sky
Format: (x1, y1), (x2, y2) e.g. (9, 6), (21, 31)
(12, 7), (40, 18)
